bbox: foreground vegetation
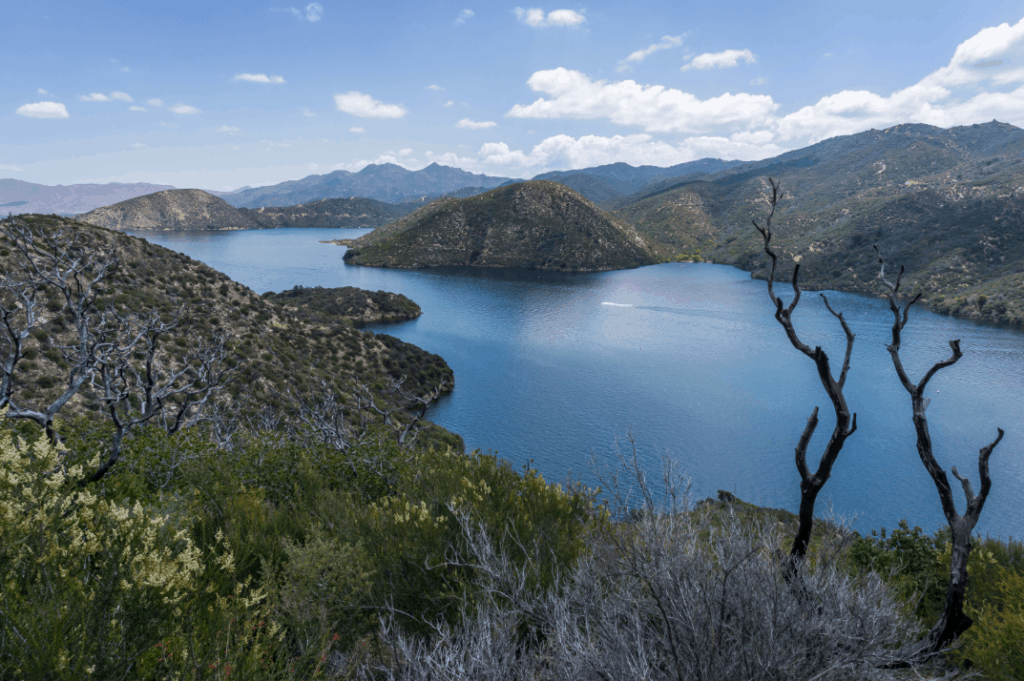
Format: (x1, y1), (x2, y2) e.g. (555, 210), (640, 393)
(2, 416), (1022, 680)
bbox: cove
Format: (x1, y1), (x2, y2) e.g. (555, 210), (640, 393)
(131, 228), (1024, 539)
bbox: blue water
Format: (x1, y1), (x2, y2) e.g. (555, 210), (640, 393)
(131, 228), (1024, 539)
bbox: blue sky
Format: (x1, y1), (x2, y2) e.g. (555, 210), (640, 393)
(3, 1), (1024, 190)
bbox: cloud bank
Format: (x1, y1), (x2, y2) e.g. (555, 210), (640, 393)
(514, 7), (586, 28)
(334, 92), (407, 119)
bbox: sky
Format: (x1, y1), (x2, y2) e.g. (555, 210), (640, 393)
(3, 1), (1024, 191)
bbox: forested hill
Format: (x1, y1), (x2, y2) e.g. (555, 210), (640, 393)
(342, 180), (657, 271)
(0, 214), (454, 439)
(612, 121), (1024, 326)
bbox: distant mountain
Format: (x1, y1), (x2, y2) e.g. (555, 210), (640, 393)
(611, 120), (1024, 326)
(0, 179), (177, 216)
(78, 189), (266, 231)
(341, 181), (656, 271)
(535, 158), (745, 202)
(239, 197), (415, 229)
(223, 163), (517, 208)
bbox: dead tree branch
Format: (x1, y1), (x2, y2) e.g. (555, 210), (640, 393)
(752, 178), (858, 559)
(875, 245), (1005, 659)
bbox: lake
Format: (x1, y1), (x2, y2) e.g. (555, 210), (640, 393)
(131, 227), (1024, 539)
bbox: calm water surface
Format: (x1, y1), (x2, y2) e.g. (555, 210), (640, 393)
(132, 228), (1024, 538)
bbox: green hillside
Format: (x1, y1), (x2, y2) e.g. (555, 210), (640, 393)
(613, 121), (1024, 326)
(342, 180), (656, 271)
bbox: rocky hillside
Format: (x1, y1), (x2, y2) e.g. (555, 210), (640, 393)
(78, 189), (267, 231)
(613, 121), (1024, 326)
(238, 197), (414, 229)
(341, 181), (657, 271)
(0, 214), (453, 429)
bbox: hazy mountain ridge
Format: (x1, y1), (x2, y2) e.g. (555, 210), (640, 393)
(0, 179), (177, 216)
(223, 163), (516, 208)
(342, 180), (656, 271)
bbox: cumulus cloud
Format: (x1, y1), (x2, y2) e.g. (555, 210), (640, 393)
(147, 99), (164, 107)
(350, 126), (366, 133)
(110, 91), (133, 102)
(681, 48), (757, 71)
(399, 148), (414, 156)
(170, 104), (201, 115)
(216, 125), (242, 135)
(619, 35), (683, 71)
(426, 84), (445, 91)
(334, 91), (407, 119)
(456, 118), (497, 129)
(235, 73), (286, 84)
(129, 106), (147, 112)
(79, 93), (111, 102)
(508, 67), (778, 133)
(16, 101), (70, 119)
(514, 7), (585, 27)
(455, 9), (474, 24)
(444, 100), (455, 106)
(37, 88), (49, 95)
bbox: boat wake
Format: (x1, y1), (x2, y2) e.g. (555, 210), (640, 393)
(601, 302), (635, 307)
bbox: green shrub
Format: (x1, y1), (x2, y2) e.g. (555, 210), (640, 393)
(958, 567), (1024, 679)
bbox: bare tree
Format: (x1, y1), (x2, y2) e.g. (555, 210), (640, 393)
(752, 178), (858, 559)
(875, 246), (1005, 658)
(1, 217), (120, 441)
(1, 217), (234, 482)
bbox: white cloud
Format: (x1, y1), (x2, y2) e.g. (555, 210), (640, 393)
(216, 125), (242, 135)
(110, 91), (133, 102)
(444, 100), (455, 106)
(334, 91), (407, 119)
(261, 140), (293, 149)
(426, 84), (445, 91)
(514, 7), (585, 28)
(456, 118), (498, 129)
(750, 77), (768, 86)
(79, 92), (111, 102)
(0, 164), (23, 171)
(304, 2), (323, 21)
(235, 73), (286, 84)
(455, 9), (474, 25)
(16, 101), (70, 119)
(508, 67), (778, 133)
(399, 148), (414, 156)
(681, 48), (757, 71)
(170, 104), (201, 115)
(619, 35), (683, 71)
(160, 122), (178, 129)
(147, 99), (164, 107)
(132, 143), (148, 149)
(37, 88), (48, 95)
(129, 105), (147, 112)
(301, 107), (316, 117)
(349, 126), (366, 133)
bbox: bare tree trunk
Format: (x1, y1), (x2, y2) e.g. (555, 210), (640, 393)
(752, 179), (858, 560)
(875, 246), (1004, 658)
